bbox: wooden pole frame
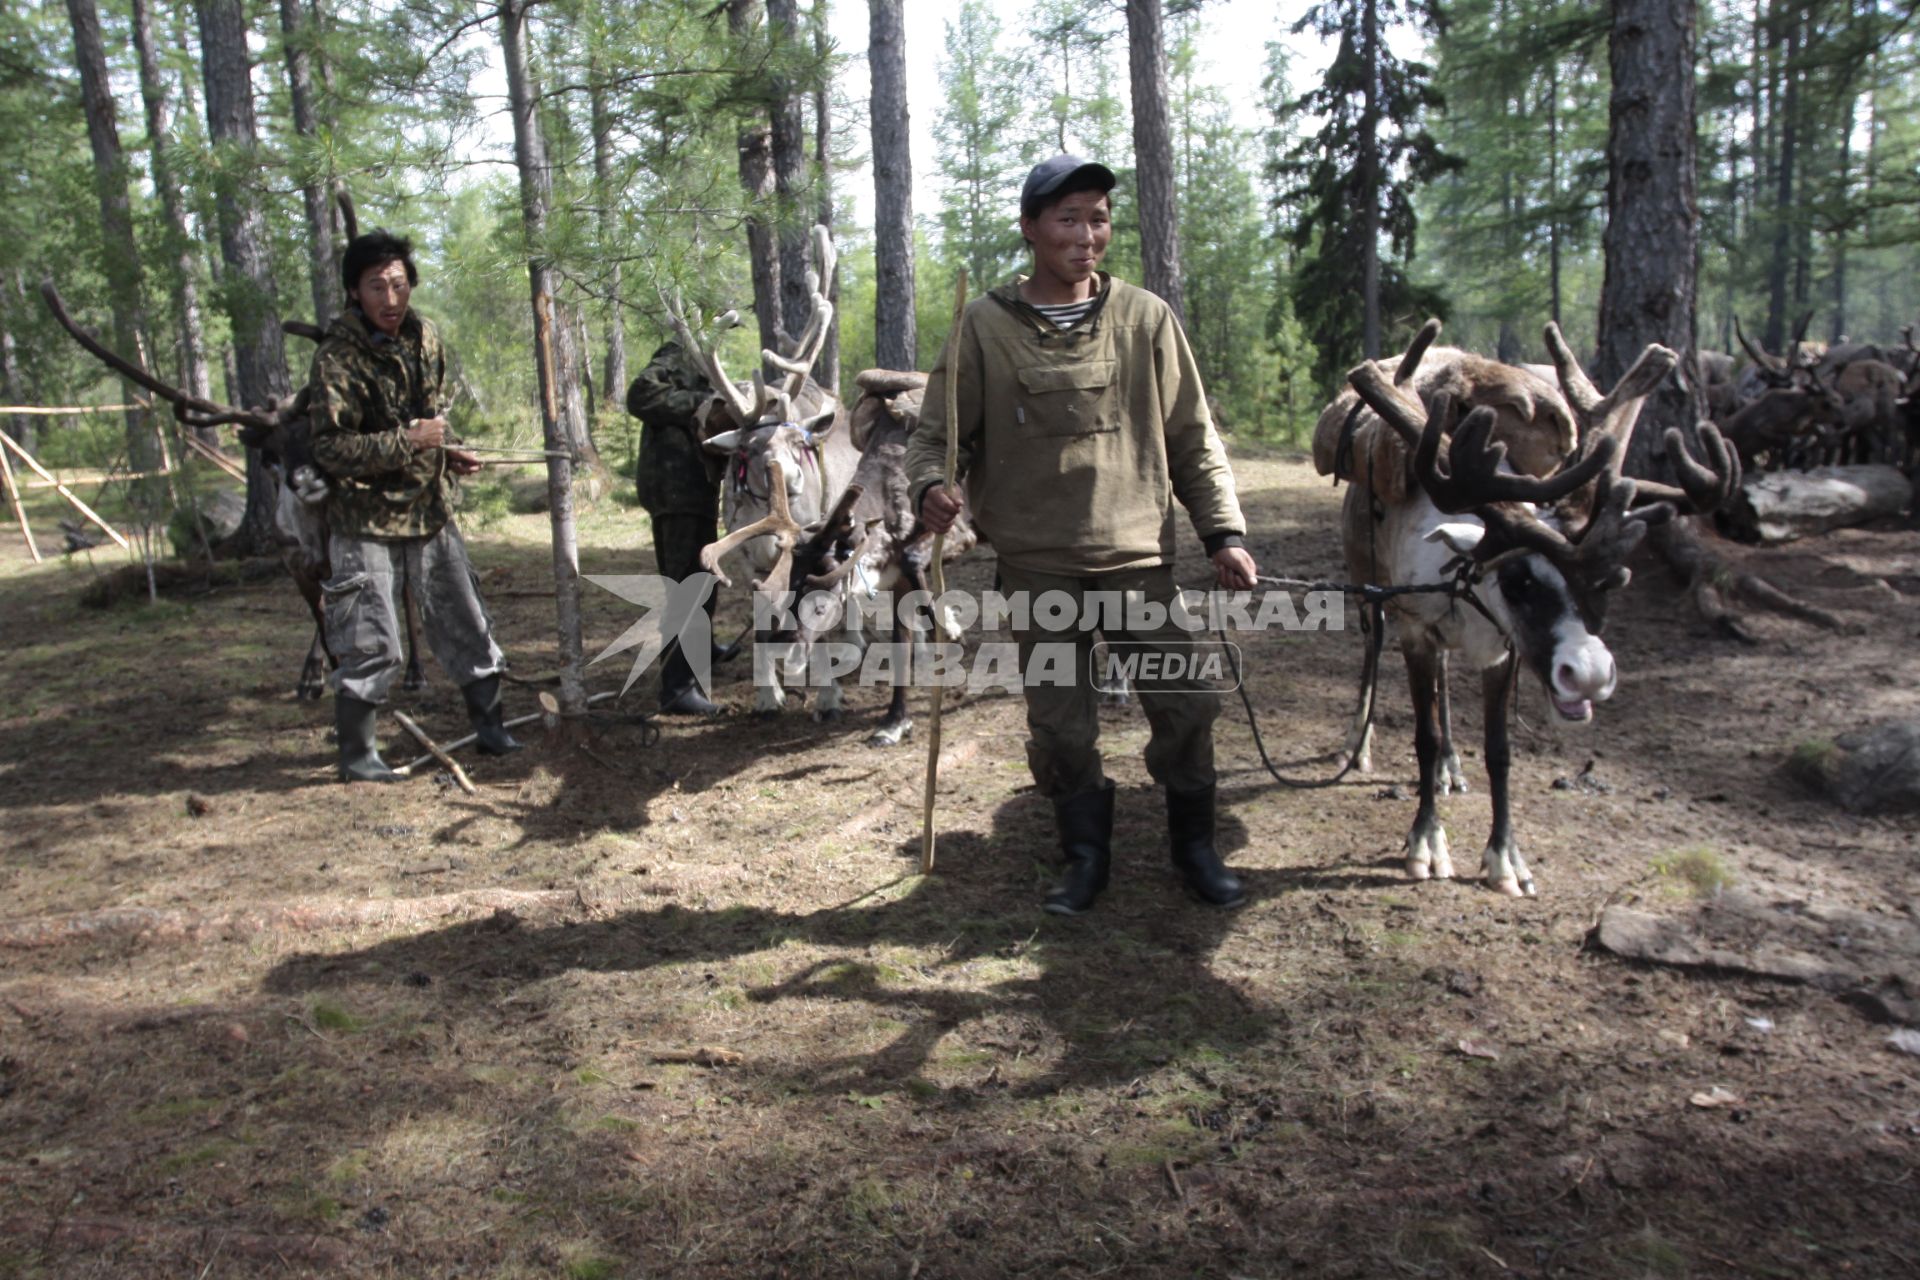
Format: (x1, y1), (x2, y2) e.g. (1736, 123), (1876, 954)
(0, 429), (130, 550)
(0, 434), (40, 562)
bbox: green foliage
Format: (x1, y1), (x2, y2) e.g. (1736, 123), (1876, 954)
(1274, 1), (1460, 394)
(933, 2), (1037, 291)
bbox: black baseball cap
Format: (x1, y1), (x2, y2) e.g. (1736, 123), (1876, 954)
(1020, 154), (1117, 220)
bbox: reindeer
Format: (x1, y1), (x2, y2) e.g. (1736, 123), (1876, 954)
(1725, 316), (1846, 469)
(664, 227), (865, 718)
(695, 371), (976, 743)
(1330, 320), (1738, 896)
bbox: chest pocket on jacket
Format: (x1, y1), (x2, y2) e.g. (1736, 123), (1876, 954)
(1016, 358), (1118, 437)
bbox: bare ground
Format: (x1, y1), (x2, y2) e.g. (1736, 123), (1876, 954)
(2, 452), (1917, 1279)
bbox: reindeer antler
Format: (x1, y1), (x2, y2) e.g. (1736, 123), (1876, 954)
(41, 280), (278, 431)
(699, 458), (803, 589)
(1626, 422), (1742, 515)
(661, 286), (764, 426)
(761, 225), (838, 406)
(1412, 400), (1618, 514)
(800, 485), (868, 589)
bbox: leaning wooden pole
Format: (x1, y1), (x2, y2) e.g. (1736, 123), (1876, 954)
(920, 270), (968, 875)
(0, 435), (39, 562)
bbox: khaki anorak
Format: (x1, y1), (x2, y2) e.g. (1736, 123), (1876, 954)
(308, 308), (455, 540)
(905, 275), (1243, 576)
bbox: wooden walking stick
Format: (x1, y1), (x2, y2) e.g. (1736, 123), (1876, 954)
(920, 270), (968, 875)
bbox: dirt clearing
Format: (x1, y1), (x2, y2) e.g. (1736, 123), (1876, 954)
(2, 452), (1917, 1279)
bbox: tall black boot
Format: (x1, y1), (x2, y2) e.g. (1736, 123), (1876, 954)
(1167, 785), (1246, 908)
(461, 675), (522, 755)
(336, 695), (400, 783)
(1043, 783), (1115, 917)
(658, 641), (720, 716)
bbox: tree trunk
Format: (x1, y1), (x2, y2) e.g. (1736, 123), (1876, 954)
(812, 9), (838, 393)
(131, 0), (214, 432)
(768, 0), (811, 351)
(65, 0), (162, 506)
(198, 0), (294, 555)
(588, 69), (626, 408)
(1764, 15), (1797, 353)
(728, 0), (783, 365)
(1125, 0), (1185, 325)
(279, 0), (338, 327)
(1, 286), (31, 452)
(1359, 0), (1382, 358)
(1596, 0), (1705, 481)
(868, 0), (916, 372)
(1546, 61), (1562, 327)
(500, 0), (587, 717)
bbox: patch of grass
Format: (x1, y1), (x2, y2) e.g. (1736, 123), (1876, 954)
(325, 1152), (369, 1187)
(1388, 1216), (1481, 1273)
(1107, 1119), (1213, 1168)
(1623, 1225), (1689, 1278)
(575, 1066), (614, 1086)
(562, 1252), (620, 1280)
(309, 999), (361, 1032)
(157, 1139), (240, 1174)
(1653, 847), (1735, 897)
(842, 1174), (900, 1229)
(594, 1114), (642, 1132)
(133, 1096), (219, 1123)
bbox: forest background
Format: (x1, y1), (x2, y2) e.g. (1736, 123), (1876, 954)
(2, 0), (1917, 519)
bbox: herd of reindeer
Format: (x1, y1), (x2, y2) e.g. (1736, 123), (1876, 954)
(31, 209), (1920, 897)
(1705, 315), (1920, 473)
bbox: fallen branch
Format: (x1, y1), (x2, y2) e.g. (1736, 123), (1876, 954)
(1651, 517), (1850, 643)
(392, 710), (478, 795)
(393, 691), (618, 772)
(0, 888), (585, 951)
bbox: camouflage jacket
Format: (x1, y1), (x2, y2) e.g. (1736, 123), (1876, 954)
(308, 307), (456, 540)
(627, 341), (721, 517)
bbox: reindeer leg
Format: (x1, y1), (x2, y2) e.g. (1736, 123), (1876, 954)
(401, 571), (426, 691)
(300, 625), (330, 702)
(1436, 651), (1468, 794)
(1403, 644), (1454, 882)
(295, 572), (331, 702)
(867, 609), (914, 747)
(1338, 602), (1378, 773)
(751, 628), (790, 717)
(1480, 654), (1533, 897)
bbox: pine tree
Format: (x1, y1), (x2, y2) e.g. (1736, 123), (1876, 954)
(934, 1), (1032, 290)
(1273, 0), (1457, 392)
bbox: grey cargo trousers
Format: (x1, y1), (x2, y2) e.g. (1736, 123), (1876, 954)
(997, 562), (1223, 799)
(322, 522), (505, 703)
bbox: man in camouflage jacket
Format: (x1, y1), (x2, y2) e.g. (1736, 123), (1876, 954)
(626, 340), (725, 714)
(309, 229), (518, 782)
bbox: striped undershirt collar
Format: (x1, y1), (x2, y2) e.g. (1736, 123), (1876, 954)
(1028, 298), (1097, 330)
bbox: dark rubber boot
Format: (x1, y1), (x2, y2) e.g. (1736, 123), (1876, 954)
(336, 695), (400, 783)
(1168, 785), (1246, 908)
(1043, 783), (1115, 917)
(659, 643), (720, 716)
(461, 675), (522, 755)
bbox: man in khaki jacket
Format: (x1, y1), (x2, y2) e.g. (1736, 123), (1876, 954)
(909, 155), (1259, 916)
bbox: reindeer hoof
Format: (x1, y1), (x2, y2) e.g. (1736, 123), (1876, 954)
(812, 708), (843, 724)
(866, 722), (912, 748)
(403, 670), (426, 692)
